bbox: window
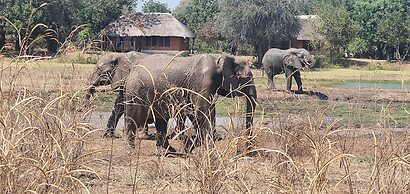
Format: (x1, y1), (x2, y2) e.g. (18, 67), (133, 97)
(146, 36), (170, 47)
(158, 37), (170, 47)
(146, 37), (157, 47)
(116, 37), (122, 48)
(131, 37), (135, 48)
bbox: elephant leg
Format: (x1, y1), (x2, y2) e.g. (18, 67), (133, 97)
(155, 119), (177, 153)
(175, 114), (186, 139)
(190, 103), (214, 152)
(266, 68), (276, 90)
(284, 67), (294, 92)
(210, 103), (220, 141)
(139, 123), (155, 140)
(244, 94), (256, 151)
(183, 113), (197, 153)
(124, 108), (137, 148)
(293, 71), (303, 93)
(167, 114), (186, 140)
(103, 90), (125, 138)
(124, 103), (147, 148)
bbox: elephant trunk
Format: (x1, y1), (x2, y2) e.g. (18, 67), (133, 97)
(306, 57), (316, 67)
(244, 86), (257, 149)
(85, 70), (102, 100)
(84, 85), (96, 100)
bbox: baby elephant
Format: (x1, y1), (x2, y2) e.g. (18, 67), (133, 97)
(262, 48), (315, 93)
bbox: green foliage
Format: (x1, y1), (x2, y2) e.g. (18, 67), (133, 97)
(0, 0), (44, 34)
(194, 40), (219, 53)
(217, 0), (300, 64)
(142, 0), (171, 13)
(174, 0), (220, 52)
(78, 27), (92, 45)
(174, 0), (218, 33)
(0, 0), (136, 53)
(313, 1), (353, 62)
(349, 0), (410, 60)
(72, 0), (135, 34)
(347, 38), (369, 57)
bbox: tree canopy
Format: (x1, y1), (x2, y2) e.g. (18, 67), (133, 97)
(217, 0), (300, 64)
(349, 0), (410, 61)
(173, 0), (219, 52)
(142, 0), (171, 13)
(1, 0), (409, 62)
(313, 1), (353, 61)
(312, 0), (409, 61)
(0, 0), (136, 54)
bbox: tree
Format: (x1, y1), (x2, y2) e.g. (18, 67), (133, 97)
(174, 0), (219, 52)
(174, 0), (218, 33)
(216, 0), (300, 65)
(0, 0), (48, 54)
(0, 0), (136, 54)
(142, 0), (171, 13)
(313, 1), (353, 61)
(0, 22), (5, 49)
(350, 0), (410, 61)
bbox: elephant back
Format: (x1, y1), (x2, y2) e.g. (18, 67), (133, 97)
(262, 48), (287, 72)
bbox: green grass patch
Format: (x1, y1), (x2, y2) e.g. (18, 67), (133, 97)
(215, 98), (246, 116)
(92, 93), (117, 111)
(265, 100), (410, 128)
(253, 67), (410, 89)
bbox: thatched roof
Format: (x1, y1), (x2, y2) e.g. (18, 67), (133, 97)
(297, 15), (322, 40)
(102, 13), (195, 38)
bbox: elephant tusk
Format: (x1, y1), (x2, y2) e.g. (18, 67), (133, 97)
(301, 60), (310, 67)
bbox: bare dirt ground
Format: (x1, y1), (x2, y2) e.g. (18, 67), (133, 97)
(83, 83), (410, 193)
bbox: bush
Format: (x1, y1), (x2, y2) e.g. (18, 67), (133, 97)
(347, 38), (369, 57)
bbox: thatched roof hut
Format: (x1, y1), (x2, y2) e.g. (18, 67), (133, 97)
(289, 15), (323, 53)
(102, 13), (195, 38)
(296, 15), (321, 41)
(101, 13), (195, 53)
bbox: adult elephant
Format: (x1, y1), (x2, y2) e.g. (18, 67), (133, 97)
(124, 54), (257, 154)
(86, 51), (151, 138)
(262, 48), (315, 93)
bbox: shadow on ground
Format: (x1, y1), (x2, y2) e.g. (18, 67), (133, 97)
(286, 90), (329, 100)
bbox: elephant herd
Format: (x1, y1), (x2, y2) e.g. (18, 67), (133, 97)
(86, 48), (315, 155)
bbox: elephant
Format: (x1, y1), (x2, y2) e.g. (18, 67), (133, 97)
(262, 48), (316, 93)
(86, 51), (152, 138)
(124, 54), (257, 154)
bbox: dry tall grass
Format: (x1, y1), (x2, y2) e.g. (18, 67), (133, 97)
(1, 52), (410, 193)
(0, 59), (101, 193)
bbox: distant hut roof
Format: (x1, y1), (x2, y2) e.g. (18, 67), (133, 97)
(296, 15), (322, 40)
(102, 13), (195, 38)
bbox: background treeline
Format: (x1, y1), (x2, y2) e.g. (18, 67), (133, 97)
(0, 0), (135, 55)
(173, 0), (409, 63)
(0, 0), (409, 63)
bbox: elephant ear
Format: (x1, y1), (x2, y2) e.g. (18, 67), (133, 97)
(217, 56), (240, 96)
(283, 52), (304, 69)
(109, 56), (128, 90)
